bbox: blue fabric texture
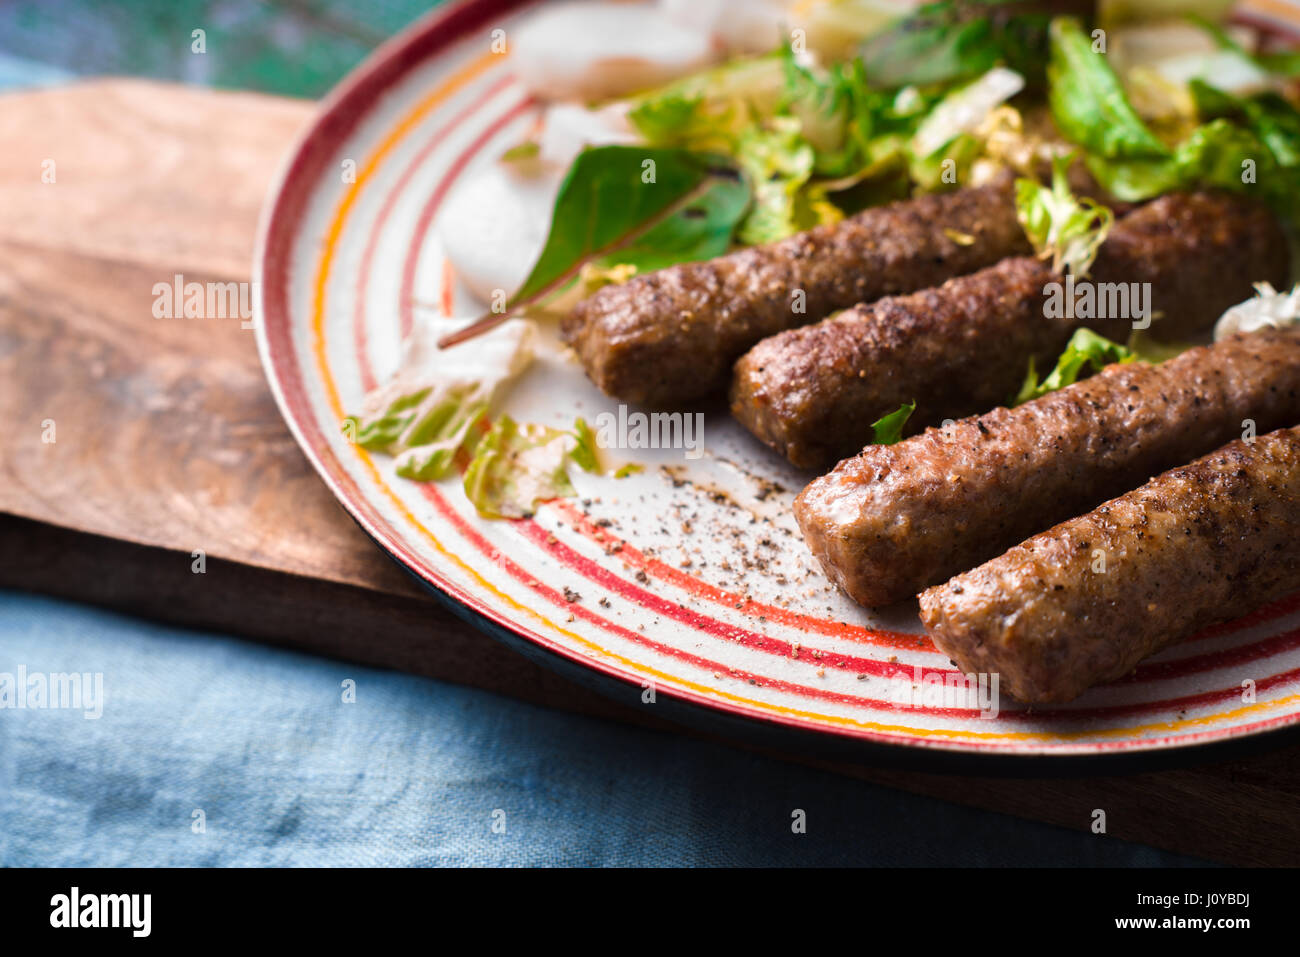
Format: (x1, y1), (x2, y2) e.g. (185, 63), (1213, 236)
(0, 591), (1210, 867)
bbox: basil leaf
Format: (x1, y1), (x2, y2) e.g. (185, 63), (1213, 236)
(513, 145), (751, 306)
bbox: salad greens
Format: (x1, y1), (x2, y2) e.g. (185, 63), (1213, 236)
(1047, 17), (1300, 220)
(1014, 152), (1114, 275)
(514, 146), (750, 306)
(462, 416), (602, 520)
(350, 381), (490, 482)
(624, 54), (788, 153)
(624, 36), (1033, 247)
(1014, 327), (1135, 405)
(732, 117), (837, 244)
(1048, 18), (1170, 160)
(1190, 81), (1300, 168)
(345, 318), (535, 482)
(859, 0), (1084, 90)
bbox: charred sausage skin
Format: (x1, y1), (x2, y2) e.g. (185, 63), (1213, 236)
(732, 191), (1291, 469)
(561, 176), (1031, 406)
(794, 328), (1300, 608)
(918, 425), (1300, 704)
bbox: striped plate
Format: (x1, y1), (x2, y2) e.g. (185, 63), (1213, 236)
(255, 0), (1300, 767)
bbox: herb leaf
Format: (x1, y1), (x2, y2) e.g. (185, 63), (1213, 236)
(1015, 152), (1114, 276)
(439, 146), (750, 348)
(515, 145), (750, 303)
(871, 401), (917, 445)
(860, 0), (1080, 91)
(1014, 328), (1135, 405)
(462, 416), (602, 520)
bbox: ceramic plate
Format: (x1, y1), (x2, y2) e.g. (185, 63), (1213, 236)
(256, 0), (1300, 768)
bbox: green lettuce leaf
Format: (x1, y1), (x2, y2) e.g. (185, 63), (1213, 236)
(1047, 17), (1171, 161)
(733, 117), (835, 245)
(1086, 118), (1299, 219)
(345, 318), (535, 481)
(870, 401), (916, 445)
(1190, 81), (1300, 168)
(1014, 327), (1135, 405)
(1048, 18), (1300, 221)
(626, 55), (788, 153)
(462, 416), (602, 520)
(1015, 152), (1114, 276)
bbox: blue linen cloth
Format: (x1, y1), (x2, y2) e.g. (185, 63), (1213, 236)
(0, 590), (1210, 866)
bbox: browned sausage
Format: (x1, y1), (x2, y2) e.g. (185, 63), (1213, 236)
(731, 256), (1062, 469)
(794, 328), (1300, 608)
(561, 175), (1031, 406)
(918, 425), (1300, 704)
(732, 192), (1290, 469)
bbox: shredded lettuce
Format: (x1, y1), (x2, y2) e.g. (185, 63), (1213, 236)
(345, 319), (535, 482)
(1015, 152), (1114, 276)
(733, 118), (836, 245)
(625, 55), (787, 153)
(1014, 328), (1135, 405)
(1214, 282), (1300, 341)
(912, 67), (1026, 158)
(870, 401), (916, 445)
(462, 416), (601, 520)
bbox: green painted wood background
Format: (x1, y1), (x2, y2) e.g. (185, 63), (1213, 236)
(0, 0), (445, 97)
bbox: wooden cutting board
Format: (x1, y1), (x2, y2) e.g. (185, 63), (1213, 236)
(3, 79), (1299, 866)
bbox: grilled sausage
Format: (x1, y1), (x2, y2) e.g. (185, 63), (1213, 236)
(918, 425), (1300, 704)
(1099, 190), (1290, 341)
(561, 175), (1031, 406)
(731, 256), (1062, 468)
(733, 191), (1290, 469)
(794, 328), (1300, 608)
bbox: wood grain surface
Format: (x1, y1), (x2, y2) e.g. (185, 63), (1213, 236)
(2, 79), (1299, 866)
